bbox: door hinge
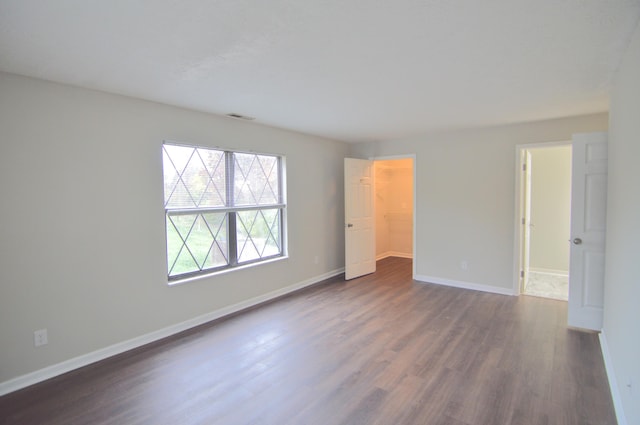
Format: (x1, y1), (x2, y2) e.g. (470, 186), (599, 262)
(522, 217), (526, 225)
(520, 270), (525, 278)
(522, 163), (527, 172)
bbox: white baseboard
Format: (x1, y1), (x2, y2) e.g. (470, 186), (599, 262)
(376, 251), (413, 261)
(414, 274), (516, 296)
(529, 268), (569, 276)
(0, 267), (345, 397)
(599, 332), (628, 425)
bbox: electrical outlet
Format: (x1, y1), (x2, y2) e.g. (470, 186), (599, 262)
(34, 329), (48, 347)
(460, 261), (468, 271)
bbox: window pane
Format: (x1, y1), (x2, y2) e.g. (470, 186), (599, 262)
(166, 218), (185, 273)
(236, 209), (281, 263)
(202, 212), (228, 268)
(234, 153), (279, 206)
(163, 145), (195, 208)
(166, 214), (199, 276)
(196, 149), (226, 207)
(163, 144), (226, 208)
(166, 212), (229, 276)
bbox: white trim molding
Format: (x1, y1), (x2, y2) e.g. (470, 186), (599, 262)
(414, 274), (516, 296)
(0, 268), (345, 397)
(376, 251), (413, 261)
(599, 332), (628, 425)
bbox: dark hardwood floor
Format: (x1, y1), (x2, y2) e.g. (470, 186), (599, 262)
(0, 257), (616, 425)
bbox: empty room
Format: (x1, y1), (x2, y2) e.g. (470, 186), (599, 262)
(1, 1), (639, 424)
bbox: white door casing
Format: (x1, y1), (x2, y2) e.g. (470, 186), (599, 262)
(522, 150), (533, 291)
(344, 158), (376, 280)
(568, 132), (608, 331)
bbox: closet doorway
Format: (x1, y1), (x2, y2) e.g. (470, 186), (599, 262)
(374, 158), (414, 265)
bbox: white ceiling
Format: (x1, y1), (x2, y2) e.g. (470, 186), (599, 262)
(1, 1), (639, 143)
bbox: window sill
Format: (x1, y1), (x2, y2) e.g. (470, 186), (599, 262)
(167, 255), (289, 286)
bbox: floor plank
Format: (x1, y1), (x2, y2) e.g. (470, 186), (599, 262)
(0, 257), (616, 424)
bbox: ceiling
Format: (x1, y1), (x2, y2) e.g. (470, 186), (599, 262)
(1, 1), (639, 143)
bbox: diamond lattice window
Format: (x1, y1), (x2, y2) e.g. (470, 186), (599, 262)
(162, 143), (285, 280)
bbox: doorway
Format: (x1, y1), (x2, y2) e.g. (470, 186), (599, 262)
(344, 155), (415, 280)
(374, 158), (414, 265)
(517, 144), (572, 301)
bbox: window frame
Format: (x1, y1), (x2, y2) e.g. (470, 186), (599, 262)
(162, 141), (287, 282)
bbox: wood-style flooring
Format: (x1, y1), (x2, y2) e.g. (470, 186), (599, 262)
(0, 257), (616, 425)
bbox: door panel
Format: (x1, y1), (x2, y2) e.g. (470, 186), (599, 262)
(583, 251), (605, 307)
(345, 158), (375, 280)
(584, 174), (607, 231)
(568, 132), (608, 331)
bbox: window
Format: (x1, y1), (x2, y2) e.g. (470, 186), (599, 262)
(162, 142), (286, 280)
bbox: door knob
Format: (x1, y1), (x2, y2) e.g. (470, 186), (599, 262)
(572, 238), (582, 245)
(346, 223), (353, 228)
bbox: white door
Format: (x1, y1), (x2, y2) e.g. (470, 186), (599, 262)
(568, 132), (608, 331)
(344, 158), (376, 280)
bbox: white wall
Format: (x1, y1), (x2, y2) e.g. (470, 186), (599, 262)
(0, 72), (349, 385)
(350, 113), (608, 293)
(603, 21), (640, 425)
(528, 146), (571, 273)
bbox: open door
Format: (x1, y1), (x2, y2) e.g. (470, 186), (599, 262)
(568, 132), (608, 331)
(344, 158), (375, 280)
